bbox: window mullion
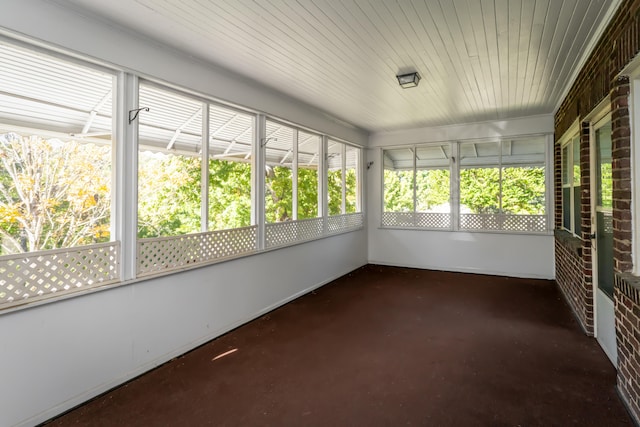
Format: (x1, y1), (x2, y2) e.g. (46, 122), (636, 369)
(114, 71), (138, 281)
(451, 142), (460, 231)
(412, 146), (417, 225)
(341, 143), (346, 214)
(292, 129), (299, 220)
(499, 140), (503, 214)
(253, 114), (266, 250)
(545, 134), (554, 232)
(201, 103), (209, 232)
(320, 136), (328, 230)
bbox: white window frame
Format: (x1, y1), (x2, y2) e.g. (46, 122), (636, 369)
(381, 136), (550, 234)
(0, 37), (366, 313)
(558, 121), (581, 237)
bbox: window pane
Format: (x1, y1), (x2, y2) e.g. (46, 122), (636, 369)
(327, 140), (343, 216)
(562, 145), (569, 186)
(596, 123), (613, 208)
(298, 131), (320, 219)
(460, 167), (500, 213)
(0, 42), (114, 255)
(563, 187), (571, 230)
(501, 166), (545, 214)
(265, 121), (294, 223)
(416, 145), (450, 212)
(572, 136), (580, 186)
(383, 148), (414, 212)
(460, 141), (500, 213)
(573, 186), (582, 235)
(208, 105), (254, 230)
(345, 145), (360, 213)
(138, 84), (202, 237)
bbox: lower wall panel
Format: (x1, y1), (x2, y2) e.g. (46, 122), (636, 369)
(0, 230), (367, 427)
(368, 228), (555, 279)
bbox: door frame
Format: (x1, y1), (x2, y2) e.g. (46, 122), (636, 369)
(589, 109), (617, 365)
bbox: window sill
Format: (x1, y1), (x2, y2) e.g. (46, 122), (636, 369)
(554, 229), (583, 256)
(379, 224), (553, 237)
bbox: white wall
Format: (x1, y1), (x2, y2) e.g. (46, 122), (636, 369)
(1, 231), (367, 427)
(367, 116), (556, 279)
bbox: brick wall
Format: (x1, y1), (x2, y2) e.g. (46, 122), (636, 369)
(612, 77), (633, 273)
(555, 0), (640, 137)
(554, 0), (640, 422)
(555, 236), (593, 334)
(615, 274), (640, 424)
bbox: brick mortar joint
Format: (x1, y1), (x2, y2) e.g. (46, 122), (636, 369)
(615, 272), (640, 305)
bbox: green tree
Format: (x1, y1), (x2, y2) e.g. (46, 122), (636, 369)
(416, 169), (450, 211)
(327, 168), (343, 215)
(265, 165), (293, 222)
(297, 167), (318, 219)
(209, 159), (252, 229)
(137, 152), (201, 238)
(0, 133), (110, 255)
(383, 169), (413, 212)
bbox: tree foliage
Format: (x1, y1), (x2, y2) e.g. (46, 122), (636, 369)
(0, 133), (110, 254)
(0, 133), (359, 255)
(384, 165), (545, 215)
(137, 151), (201, 238)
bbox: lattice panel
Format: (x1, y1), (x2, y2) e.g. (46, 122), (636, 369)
(415, 213), (452, 229)
(137, 226), (258, 276)
(460, 214), (547, 232)
(501, 215), (547, 232)
(0, 242), (120, 309)
(327, 213), (364, 234)
(266, 218), (323, 248)
(382, 212), (414, 227)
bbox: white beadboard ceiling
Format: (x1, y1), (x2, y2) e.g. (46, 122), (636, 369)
(55, 0), (619, 133)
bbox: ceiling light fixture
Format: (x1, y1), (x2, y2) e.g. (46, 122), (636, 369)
(396, 72), (421, 89)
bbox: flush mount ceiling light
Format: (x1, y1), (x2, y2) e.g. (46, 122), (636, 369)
(396, 72), (421, 89)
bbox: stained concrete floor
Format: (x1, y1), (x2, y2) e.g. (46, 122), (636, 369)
(46, 265), (633, 426)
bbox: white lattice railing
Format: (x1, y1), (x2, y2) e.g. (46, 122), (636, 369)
(460, 214), (547, 232)
(266, 217), (324, 248)
(137, 226), (258, 276)
(0, 242), (120, 310)
(382, 211), (452, 229)
(327, 212), (365, 234)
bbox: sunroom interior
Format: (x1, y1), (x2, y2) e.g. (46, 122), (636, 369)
(1, 0), (639, 425)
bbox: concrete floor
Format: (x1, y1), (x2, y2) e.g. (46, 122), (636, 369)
(46, 265), (633, 426)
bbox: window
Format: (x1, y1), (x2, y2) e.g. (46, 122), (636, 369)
(265, 120), (294, 223)
(208, 105), (254, 230)
(561, 135), (581, 236)
(345, 144), (361, 213)
(459, 138), (546, 231)
(383, 144), (452, 228)
(327, 140), (344, 216)
(0, 41), (115, 255)
(328, 139), (361, 216)
(383, 147), (414, 214)
(0, 40), (118, 307)
(137, 83), (203, 237)
(297, 131), (320, 219)
(0, 38), (365, 311)
(382, 137), (548, 232)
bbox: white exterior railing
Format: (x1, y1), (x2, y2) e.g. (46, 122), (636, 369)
(382, 212), (452, 229)
(138, 214), (364, 276)
(459, 214), (547, 232)
(0, 242), (120, 310)
(137, 226), (258, 277)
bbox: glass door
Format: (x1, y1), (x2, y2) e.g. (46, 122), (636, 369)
(592, 116), (616, 365)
